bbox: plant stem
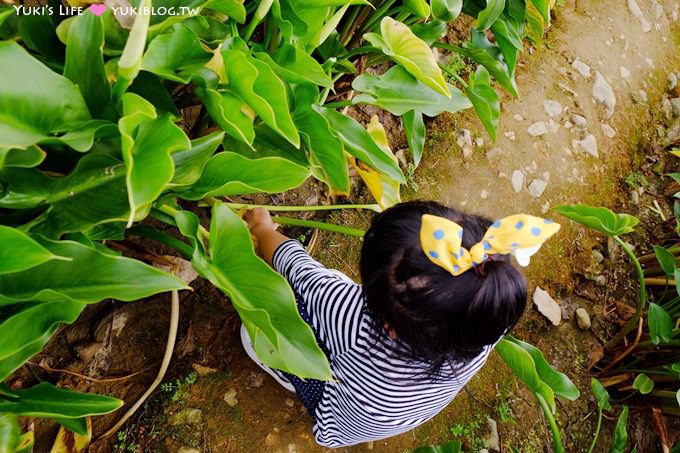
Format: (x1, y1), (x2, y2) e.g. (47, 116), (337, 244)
(536, 393), (564, 453)
(271, 215), (365, 237)
(323, 100), (354, 109)
(221, 201), (381, 212)
(439, 62), (468, 88)
(587, 407), (603, 453)
(605, 236), (648, 351)
(157, 204), (210, 240)
(127, 225), (193, 259)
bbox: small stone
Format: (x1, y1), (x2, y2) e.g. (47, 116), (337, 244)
(246, 372), (265, 389)
(592, 250), (605, 264)
(543, 100), (563, 117)
(288, 444), (298, 453)
(169, 408), (203, 426)
(573, 134), (598, 158)
(668, 73), (678, 91)
(628, 0), (652, 32)
(480, 189), (488, 199)
(564, 121), (573, 129)
(223, 388), (238, 407)
(670, 98), (680, 118)
(527, 122), (548, 137)
(457, 129), (473, 160)
(593, 72), (616, 118)
(533, 287), (561, 326)
(504, 131), (516, 141)
(631, 190), (640, 205)
(191, 363), (218, 377)
(514, 114), (524, 122)
(662, 98), (674, 119)
(594, 275), (607, 286)
(620, 66), (631, 78)
(570, 114), (587, 128)
(528, 179), (548, 198)
(511, 170), (524, 193)
(572, 58), (592, 77)
(632, 90), (648, 104)
(541, 201), (551, 214)
(475, 137), (484, 147)
(602, 124), (616, 138)
(575, 308), (592, 330)
(285, 398), (295, 408)
(178, 448), (200, 453)
(484, 417), (500, 451)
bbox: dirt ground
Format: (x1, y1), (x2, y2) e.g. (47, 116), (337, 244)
(17, 0), (680, 451)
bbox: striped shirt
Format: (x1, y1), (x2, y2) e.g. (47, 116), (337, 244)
(273, 240), (495, 448)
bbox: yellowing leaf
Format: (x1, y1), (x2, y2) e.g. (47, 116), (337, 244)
(50, 418), (91, 453)
(352, 116), (401, 210)
(364, 17), (450, 98)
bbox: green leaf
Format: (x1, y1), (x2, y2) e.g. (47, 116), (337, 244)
(466, 65), (500, 141)
(430, 0), (463, 21)
(0, 41), (91, 149)
(525, 1), (546, 44)
(0, 226), (68, 275)
(0, 146), (46, 169)
(0, 153), (130, 237)
(222, 43), (300, 147)
(364, 17), (450, 98)
(119, 93), (190, 225)
(178, 152), (310, 200)
(118, 0), (152, 84)
(675, 268), (680, 298)
(141, 25), (212, 84)
(591, 378), (611, 411)
(461, 29), (518, 96)
(54, 417), (88, 436)
(352, 66), (472, 117)
(410, 21), (448, 45)
(413, 440), (462, 453)
(0, 237), (188, 305)
(12, 432), (33, 453)
(170, 131), (224, 187)
(0, 413), (20, 453)
(64, 12), (112, 119)
(314, 105), (406, 184)
(293, 86), (349, 194)
(0, 382), (122, 418)
(609, 406), (629, 453)
(506, 337), (580, 400)
(205, 0), (246, 22)
(255, 43), (333, 89)
(17, 14), (63, 63)
(491, 17), (523, 77)
(175, 203), (332, 379)
(0, 329), (56, 382)
(497, 338), (556, 412)
(554, 205), (639, 237)
(196, 87), (256, 145)
(654, 246), (676, 277)
(528, 0), (550, 26)
(403, 110), (425, 167)
(632, 373), (654, 395)
(404, 0), (431, 17)
(648, 303), (673, 344)
(477, 0), (506, 30)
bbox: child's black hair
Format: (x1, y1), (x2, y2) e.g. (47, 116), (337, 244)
(360, 201), (528, 374)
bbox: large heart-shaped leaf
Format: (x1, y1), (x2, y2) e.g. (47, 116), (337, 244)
(632, 373), (654, 394)
(255, 43), (333, 89)
(196, 87), (256, 145)
(178, 152), (310, 200)
(0, 41), (91, 149)
(430, 0), (463, 21)
(477, 0), (505, 30)
(0, 226), (67, 275)
(0, 146), (46, 170)
(170, 131), (224, 187)
(0, 383), (122, 418)
(460, 29), (518, 96)
(352, 65), (472, 117)
(174, 203), (332, 379)
(0, 413), (19, 453)
(554, 205), (639, 237)
(364, 17), (450, 98)
(141, 25), (212, 84)
(404, 0), (431, 17)
(0, 237), (188, 305)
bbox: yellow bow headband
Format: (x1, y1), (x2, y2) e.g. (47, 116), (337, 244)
(420, 214), (560, 276)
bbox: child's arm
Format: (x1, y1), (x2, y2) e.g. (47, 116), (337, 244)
(244, 208), (289, 265)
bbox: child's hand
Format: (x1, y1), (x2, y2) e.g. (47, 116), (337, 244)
(244, 208), (277, 235)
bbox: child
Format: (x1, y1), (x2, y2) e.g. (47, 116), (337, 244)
(242, 201), (559, 448)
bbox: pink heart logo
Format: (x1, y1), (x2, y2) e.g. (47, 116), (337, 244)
(89, 4), (106, 16)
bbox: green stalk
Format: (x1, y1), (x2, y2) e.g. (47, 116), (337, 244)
(605, 236), (648, 351)
(439, 63), (468, 88)
(536, 394), (563, 453)
(271, 215), (365, 237)
(242, 0), (274, 41)
(339, 5), (362, 44)
(221, 201), (381, 212)
(157, 204), (210, 240)
(127, 225), (193, 259)
(359, 0), (398, 35)
(323, 100), (354, 109)
(586, 407), (603, 453)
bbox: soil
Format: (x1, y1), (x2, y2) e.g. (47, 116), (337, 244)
(13, 0), (680, 451)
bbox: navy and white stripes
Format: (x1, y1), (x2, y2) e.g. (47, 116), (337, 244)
(273, 240), (494, 448)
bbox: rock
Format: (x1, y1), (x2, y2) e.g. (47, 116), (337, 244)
(168, 408), (203, 426)
(504, 131), (516, 141)
(457, 129), (473, 160)
(285, 398), (295, 408)
(543, 100), (563, 117)
(527, 122), (548, 137)
(484, 417), (500, 451)
(572, 58), (592, 77)
(178, 448), (200, 453)
(573, 134), (598, 158)
(245, 372), (265, 389)
(632, 90), (648, 104)
(533, 287), (561, 326)
(475, 137), (484, 147)
(671, 98), (680, 118)
(662, 98), (674, 119)
(602, 124), (616, 138)
(155, 255), (199, 283)
(631, 190), (640, 205)
(528, 179), (548, 198)
(511, 170), (524, 193)
(191, 363), (218, 376)
(594, 275), (607, 286)
(541, 201), (551, 214)
(592, 250), (605, 264)
(575, 308), (592, 330)
(669, 73), (678, 91)
(570, 114), (587, 128)
(593, 72), (616, 118)
(223, 388), (238, 407)
(480, 189), (489, 199)
(628, 0), (652, 32)
(514, 114), (524, 122)
(620, 66), (631, 78)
